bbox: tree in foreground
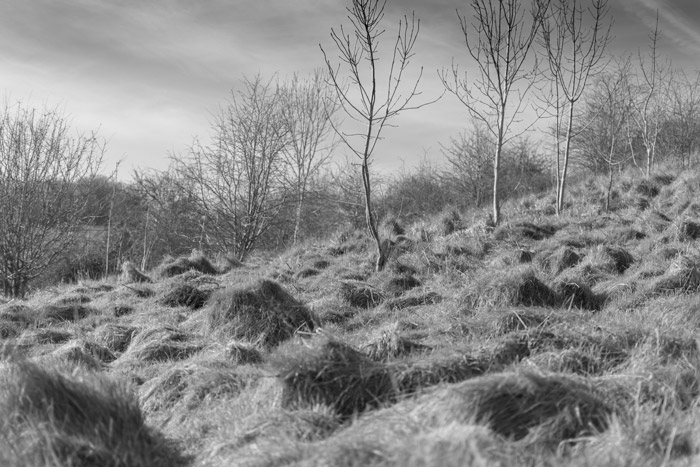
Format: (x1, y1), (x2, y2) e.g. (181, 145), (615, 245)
(442, 0), (549, 225)
(0, 102), (104, 297)
(321, 0), (434, 271)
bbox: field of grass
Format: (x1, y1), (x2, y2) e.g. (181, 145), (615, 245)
(3, 168), (700, 466)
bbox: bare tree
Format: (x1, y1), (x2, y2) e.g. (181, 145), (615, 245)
(576, 59), (634, 210)
(173, 75), (288, 260)
(632, 12), (666, 176)
(441, 0), (548, 225)
(540, 0), (611, 214)
(278, 70), (339, 245)
(442, 122), (495, 207)
(0, 102), (104, 297)
(321, 0), (434, 271)
(660, 69), (700, 168)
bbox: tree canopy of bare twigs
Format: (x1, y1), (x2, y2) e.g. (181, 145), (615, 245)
(279, 70), (339, 245)
(575, 59), (634, 210)
(540, 0), (611, 215)
(321, 0), (435, 271)
(441, 0), (549, 225)
(173, 75), (288, 260)
(0, 102), (104, 297)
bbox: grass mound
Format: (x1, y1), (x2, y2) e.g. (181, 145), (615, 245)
(338, 281), (385, 308)
(494, 221), (558, 241)
(362, 326), (431, 362)
(50, 339), (115, 369)
(525, 349), (601, 375)
(395, 353), (485, 394)
(463, 267), (560, 309)
(381, 273), (422, 297)
(384, 291), (442, 310)
(553, 277), (604, 311)
(39, 303), (95, 322)
(207, 279), (316, 348)
(538, 245), (582, 274)
(159, 283), (211, 310)
(225, 340), (264, 364)
(121, 326), (204, 363)
(158, 252), (219, 278)
(120, 261), (152, 283)
(411, 370), (611, 443)
(94, 324), (139, 353)
(0, 361), (185, 467)
(140, 363), (251, 414)
(269, 335), (395, 418)
(0, 304), (35, 328)
(644, 253), (700, 295)
(496, 309), (549, 334)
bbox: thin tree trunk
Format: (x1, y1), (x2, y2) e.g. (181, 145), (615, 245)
(293, 189), (304, 245)
(557, 102), (575, 214)
(493, 105), (506, 225)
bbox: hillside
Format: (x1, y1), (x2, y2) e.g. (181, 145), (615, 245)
(2, 167), (700, 466)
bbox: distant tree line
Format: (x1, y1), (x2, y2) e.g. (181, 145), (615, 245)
(5, 0), (700, 296)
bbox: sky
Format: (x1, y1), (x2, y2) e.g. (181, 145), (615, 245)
(0, 0), (699, 179)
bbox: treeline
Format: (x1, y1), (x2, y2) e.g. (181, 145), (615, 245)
(4, 0), (700, 297)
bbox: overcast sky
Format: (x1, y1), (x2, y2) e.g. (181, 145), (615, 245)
(1, 0), (698, 178)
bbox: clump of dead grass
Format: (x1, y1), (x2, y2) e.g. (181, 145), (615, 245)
(158, 252), (219, 278)
(395, 353), (485, 395)
(207, 279), (316, 348)
(384, 291), (442, 310)
(39, 303), (96, 322)
(120, 261), (152, 283)
(362, 324), (431, 362)
(225, 340), (263, 364)
(94, 324), (139, 353)
(338, 281), (385, 308)
(493, 221), (558, 242)
(269, 334), (396, 418)
(140, 362), (252, 414)
(120, 326), (204, 363)
(0, 361), (185, 467)
(462, 266), (560, 310)
(159, 283), (211, 310)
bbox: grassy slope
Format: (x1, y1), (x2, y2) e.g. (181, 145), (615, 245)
(2, 167), (700, 466)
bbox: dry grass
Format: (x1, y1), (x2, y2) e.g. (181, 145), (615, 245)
(269, 334), (396, 418)
(0, 361), (187, 467)
(206, 279), (316, 348)
(6, 165), (700, 466)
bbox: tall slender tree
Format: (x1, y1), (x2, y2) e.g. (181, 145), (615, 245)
(442, 0), (549, 225)
(540, 0), (611, 214)
(321, 0), (435, 271)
